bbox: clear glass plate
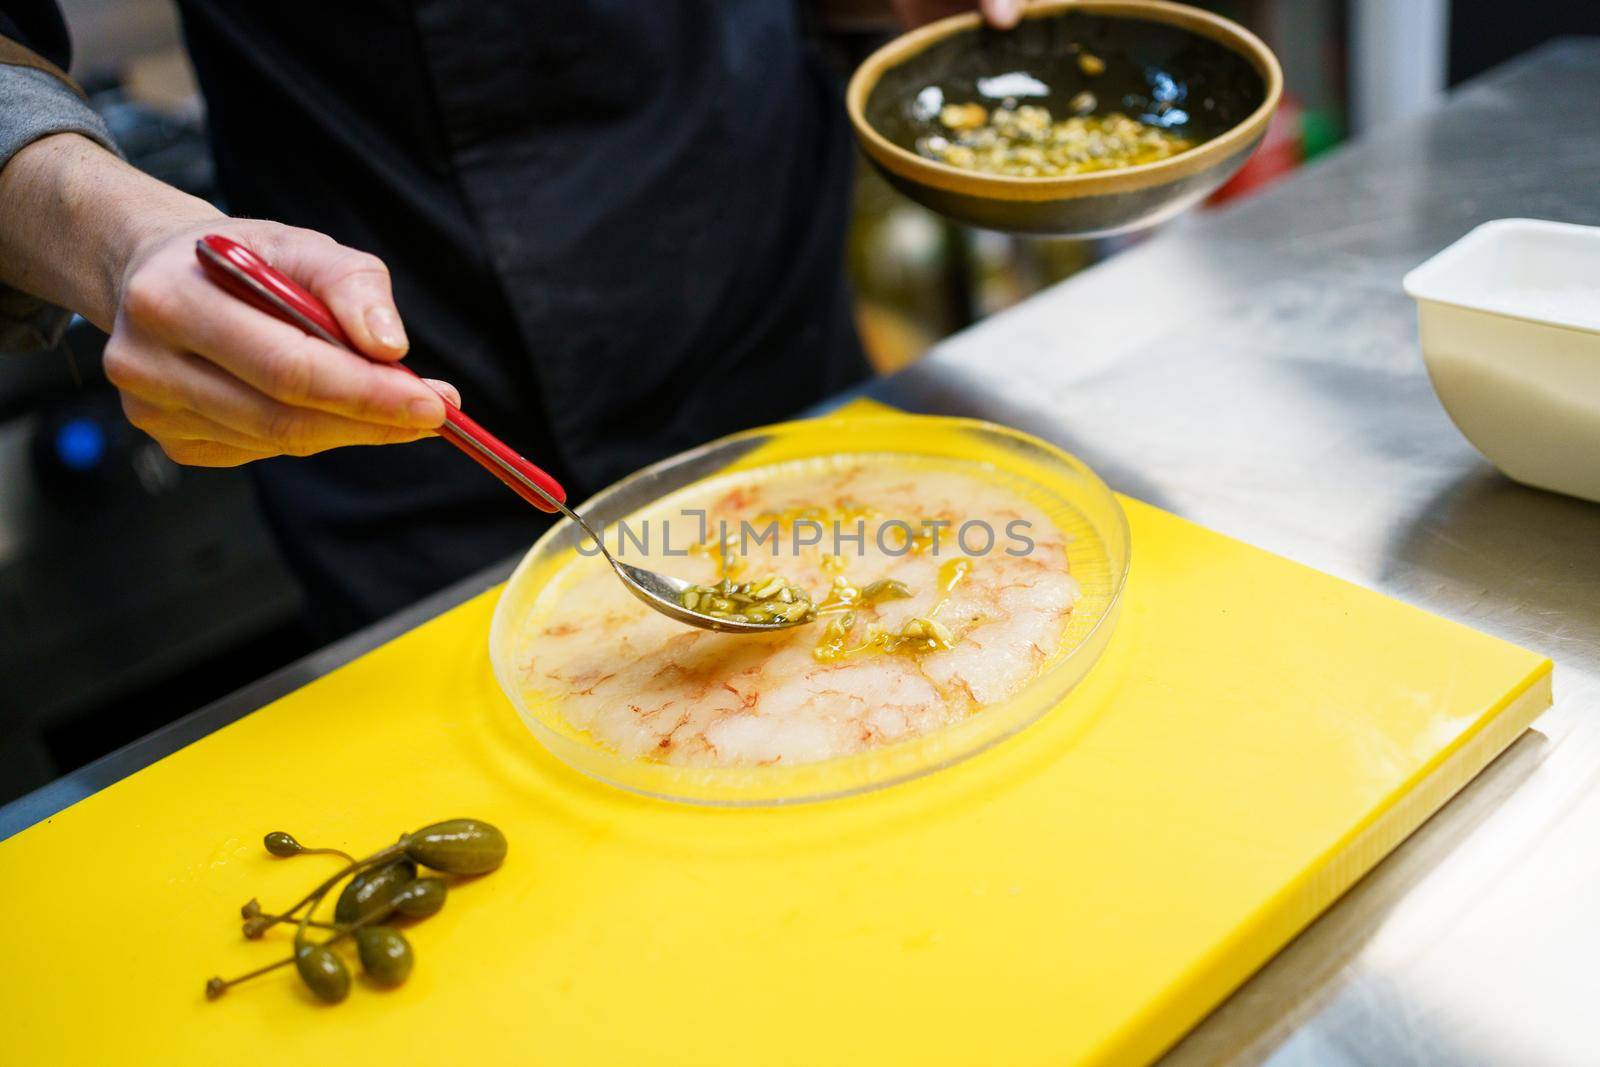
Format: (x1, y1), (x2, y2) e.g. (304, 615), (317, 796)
(489, 414), (1130, 805)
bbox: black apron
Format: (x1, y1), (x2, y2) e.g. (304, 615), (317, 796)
(176, 0), (868, 634)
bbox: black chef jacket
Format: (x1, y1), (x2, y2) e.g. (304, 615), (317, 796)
(8, 1), (868, 635)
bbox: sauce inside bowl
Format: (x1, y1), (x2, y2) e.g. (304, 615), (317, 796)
(918, 100), (1193, 177)
(508, 455), (1080, 769)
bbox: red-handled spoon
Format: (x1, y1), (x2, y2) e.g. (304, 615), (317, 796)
(195, 233), (566, 512)
(194, 234), (807, 634)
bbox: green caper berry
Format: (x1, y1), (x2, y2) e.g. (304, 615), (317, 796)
(334, 859), (417, 925)
(404, 819), (507, 875)
(355, 926), (414, 987)
(263, 831), (302, 857)
(394, 876), (447, 918)
(295, 943), (351, 1004)
(681, 576), (814, 624)
(860, 579), (913, 604)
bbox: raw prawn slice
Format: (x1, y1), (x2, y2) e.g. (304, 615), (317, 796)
(512, 458), (1079, 768)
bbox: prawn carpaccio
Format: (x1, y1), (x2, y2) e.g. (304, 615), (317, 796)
(512, 457), (1080, 767)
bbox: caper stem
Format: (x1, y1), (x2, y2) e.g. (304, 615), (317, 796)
(207, 955), (295, 997)
(294, 888), (318, 950)
(250, 841), (407, 939)
(294, 853), (346, 949)
(256, 912), (338, 930)
(299, 846), (356, 863)
(207, 909), (388, 999)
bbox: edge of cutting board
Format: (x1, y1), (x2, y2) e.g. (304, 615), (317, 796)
(1108, 662), (1552, 1066)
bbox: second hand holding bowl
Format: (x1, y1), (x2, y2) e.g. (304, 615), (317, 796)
(194, 235), (813, 635)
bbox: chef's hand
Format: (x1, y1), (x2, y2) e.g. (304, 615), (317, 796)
(0, 134), (459, 468)
(109, 218), (461, 466)
(893, 0), (1025, 29)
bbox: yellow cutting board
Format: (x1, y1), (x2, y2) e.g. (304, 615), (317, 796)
(0, 417), (1549, 1066)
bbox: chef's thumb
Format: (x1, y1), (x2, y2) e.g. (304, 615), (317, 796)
(265, 230), (411, 362)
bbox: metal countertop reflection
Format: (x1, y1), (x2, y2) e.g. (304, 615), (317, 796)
(2, 37), (1597, 1066)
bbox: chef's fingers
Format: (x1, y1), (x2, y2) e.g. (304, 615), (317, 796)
(148, 436), (276, 468)
(121, 378), (435, 458)
(118, 264), (447, 429)
(155, 349), (439, 451)
(252, 228), (411, 361)
(109, 340), (438, 458)
(980, 0), (1023, 29)
(121, 393), (278, 454)
(421, 377), (462, 409)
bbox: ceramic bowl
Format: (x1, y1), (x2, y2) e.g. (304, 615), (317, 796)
(847, 0), (1282, 236)
(1404, 218), (1600, 504)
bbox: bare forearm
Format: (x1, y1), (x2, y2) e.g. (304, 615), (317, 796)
(0, 132), (221, 332)
(0, 131), (454, 466)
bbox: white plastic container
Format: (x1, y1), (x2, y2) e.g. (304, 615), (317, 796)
(1403, 218), (1600, 503)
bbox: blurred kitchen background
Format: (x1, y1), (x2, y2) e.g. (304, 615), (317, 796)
(2, 0), (1593, 804)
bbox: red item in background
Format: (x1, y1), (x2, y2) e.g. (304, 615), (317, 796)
(1209, 95), (1304, 205)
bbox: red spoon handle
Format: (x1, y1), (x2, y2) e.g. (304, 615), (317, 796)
(194, 234), (566, 513)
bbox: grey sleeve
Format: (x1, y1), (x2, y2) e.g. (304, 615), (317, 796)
(0, 64), (122, 352)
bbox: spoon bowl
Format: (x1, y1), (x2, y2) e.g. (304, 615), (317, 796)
(552, 496), (816, 634)
(611, 558), (816, 634)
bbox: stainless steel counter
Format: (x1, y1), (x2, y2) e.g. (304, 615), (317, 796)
(5, 37), (1598, 1065)
(869, 39), (1600, 1066)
